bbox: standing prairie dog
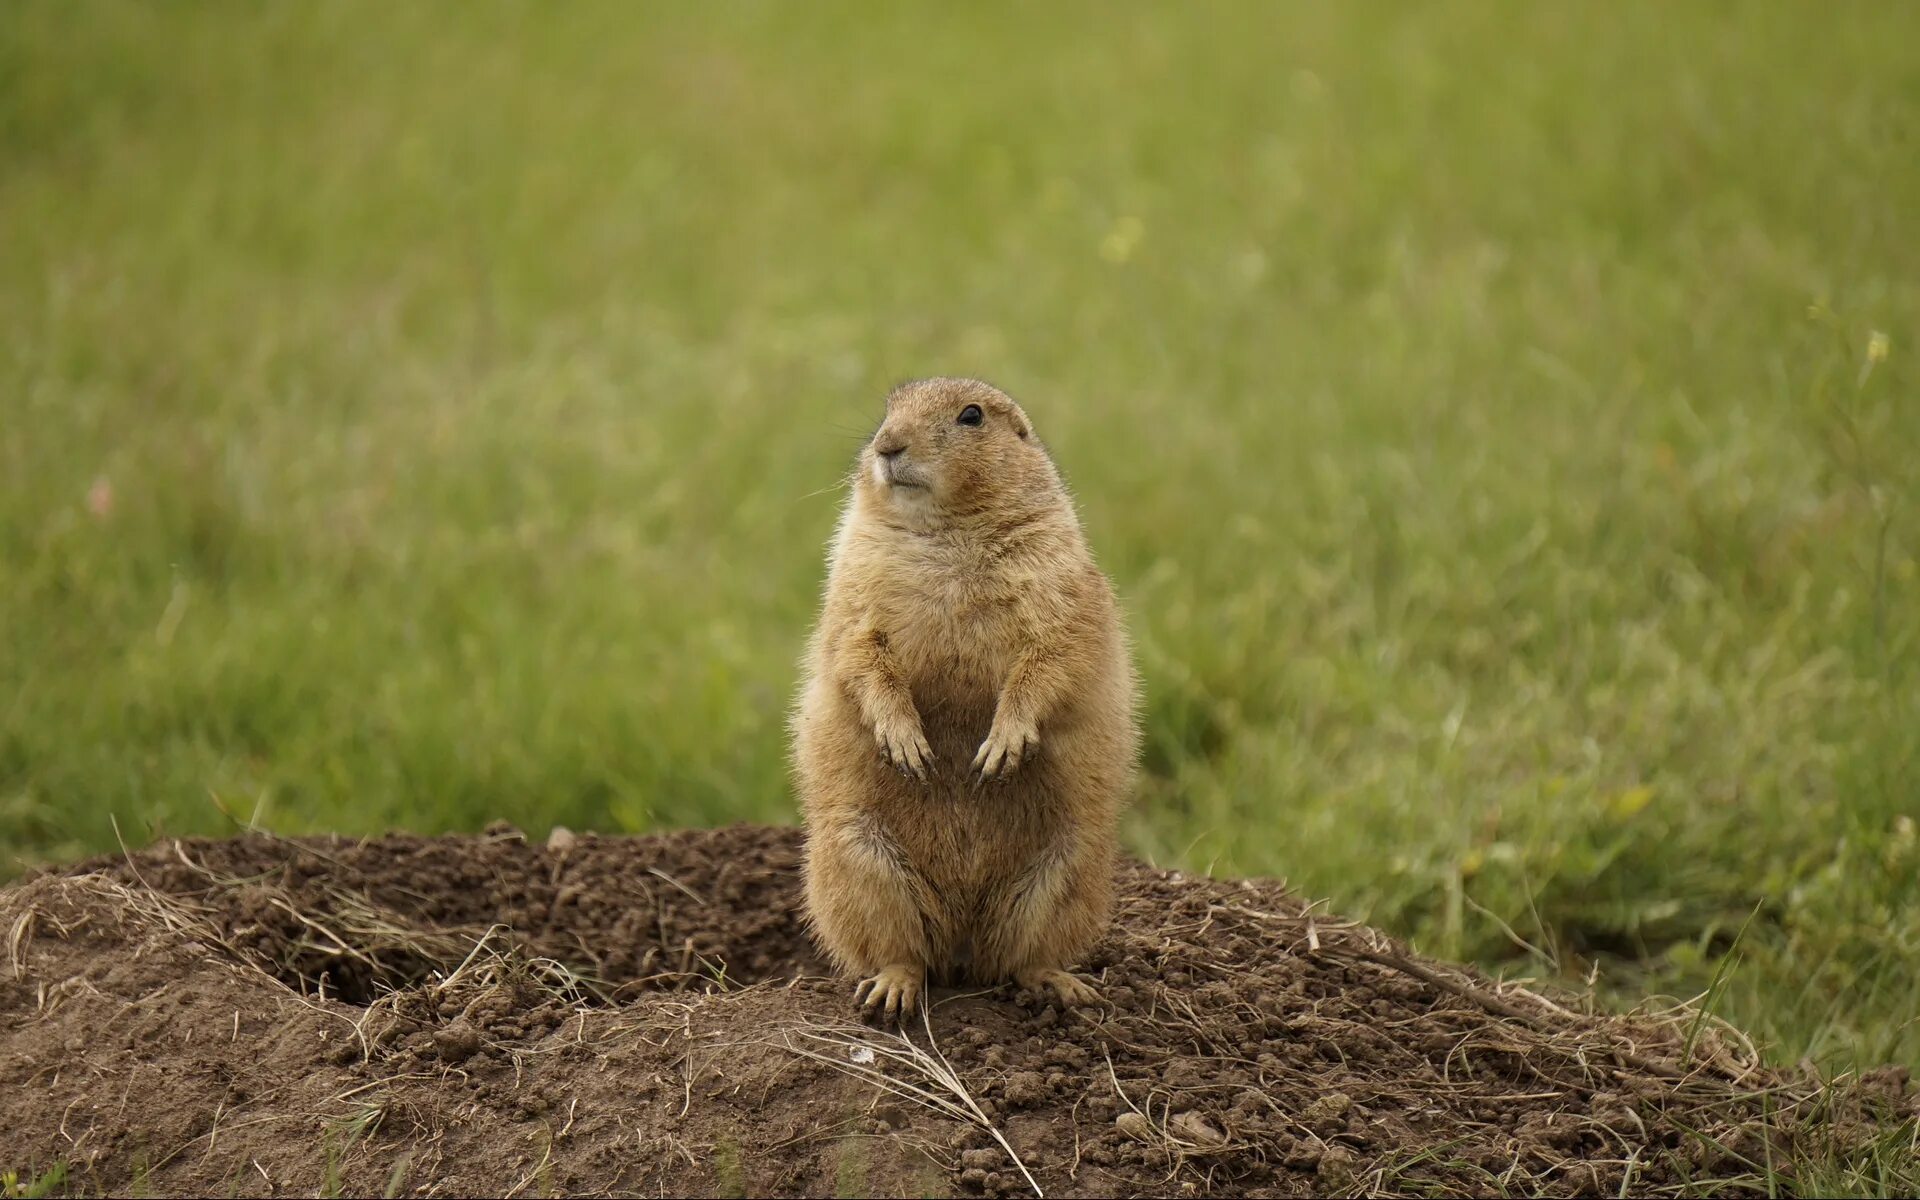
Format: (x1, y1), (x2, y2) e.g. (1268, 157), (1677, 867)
(792, 378), (1140, 1021)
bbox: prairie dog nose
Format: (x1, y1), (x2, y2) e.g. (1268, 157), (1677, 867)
(874, 438), (908, 459)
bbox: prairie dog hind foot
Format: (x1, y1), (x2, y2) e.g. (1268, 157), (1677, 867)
(1016, 966), (1099, 1009)
(853, 963), (925, 1025)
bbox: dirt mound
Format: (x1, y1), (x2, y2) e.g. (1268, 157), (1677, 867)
(2, 825), (1908, 1197)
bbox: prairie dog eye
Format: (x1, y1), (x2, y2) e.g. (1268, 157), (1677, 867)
(956, 404), (984, 427)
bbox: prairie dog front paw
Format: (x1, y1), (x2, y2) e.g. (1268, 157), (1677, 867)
(971, 717), (1039, 780)
(876, 716), (934, 779)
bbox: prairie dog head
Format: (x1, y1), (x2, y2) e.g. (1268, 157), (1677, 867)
(858, 378), (1056, 524)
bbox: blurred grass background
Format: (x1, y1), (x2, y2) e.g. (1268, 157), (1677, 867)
(2, 4), (1915, 1076)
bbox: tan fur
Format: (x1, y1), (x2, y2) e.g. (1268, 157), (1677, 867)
(791, 378), (1140, 1020)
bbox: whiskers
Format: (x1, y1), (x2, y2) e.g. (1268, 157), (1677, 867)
(793, 416), (881, 507)
(793, 477), (852, 506)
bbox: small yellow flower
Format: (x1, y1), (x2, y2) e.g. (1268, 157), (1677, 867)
(1867, 330), (1890, 363)
(1100, 216), (1145, 264)
(1609, 785), (1655, 820)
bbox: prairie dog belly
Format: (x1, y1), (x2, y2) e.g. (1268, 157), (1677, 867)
(909, 661), (998, 763)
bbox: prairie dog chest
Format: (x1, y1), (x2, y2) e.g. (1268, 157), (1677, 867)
(888, 576), (1021, 679)
(870, 555), (1028, 689)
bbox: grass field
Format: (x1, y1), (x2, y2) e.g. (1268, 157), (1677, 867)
(3, 0), (1916, 1111)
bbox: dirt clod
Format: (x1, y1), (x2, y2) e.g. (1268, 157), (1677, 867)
(1170, 1112), (1226, 1148)
(1115, 1111), (1155, 1143)
(2, 823), (1909, 1197)
(432, 1023), (482, 1063)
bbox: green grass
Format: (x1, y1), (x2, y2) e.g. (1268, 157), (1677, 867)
(1, 1163), (69, 1200)
(3, 0), (1916, 1108)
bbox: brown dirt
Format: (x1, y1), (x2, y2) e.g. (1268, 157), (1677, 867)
(2, 823), (1909, 1198)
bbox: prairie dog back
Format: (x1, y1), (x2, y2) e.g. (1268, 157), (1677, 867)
(792, 378), (1139, 1021)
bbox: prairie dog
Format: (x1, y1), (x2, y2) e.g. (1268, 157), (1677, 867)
(792, 378), (1140, 1020)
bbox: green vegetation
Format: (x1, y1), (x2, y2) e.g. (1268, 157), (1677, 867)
(3, 0), (1915, 1091)
(1, 1163), (68, 1200)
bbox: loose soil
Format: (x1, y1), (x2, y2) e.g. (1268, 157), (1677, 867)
(2, 824), (1910, 1197)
